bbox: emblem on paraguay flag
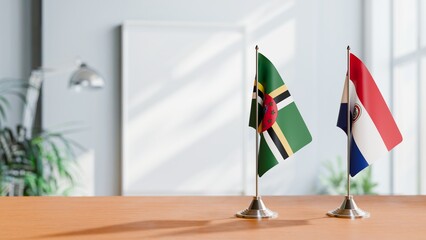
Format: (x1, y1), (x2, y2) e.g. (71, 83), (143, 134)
(337, 53), (403, 177)
(249, 53), (312, 177)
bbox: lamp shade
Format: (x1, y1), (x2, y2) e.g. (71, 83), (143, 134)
(69, 63), (104, 90)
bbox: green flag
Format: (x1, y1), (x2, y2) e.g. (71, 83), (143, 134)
(249, 53), (312, 177)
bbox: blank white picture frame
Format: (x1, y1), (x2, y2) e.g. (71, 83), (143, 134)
(121, 21), (248, 195)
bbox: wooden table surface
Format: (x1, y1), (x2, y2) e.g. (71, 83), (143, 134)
(1, 196), (425, 239)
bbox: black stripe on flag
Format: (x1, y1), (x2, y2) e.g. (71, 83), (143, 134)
(274, 90), (290, 104)
(257, 102), (265, 127)
(267, 128), (289, 159)
(252, 86), (264, 99)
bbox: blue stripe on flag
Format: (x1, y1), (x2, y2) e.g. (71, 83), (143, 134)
(337, 103), (348, 132)
(350, 137), (369, 177)
(338, 103), (369, 176)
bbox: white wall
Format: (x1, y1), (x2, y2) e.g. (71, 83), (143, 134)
(42, 0), (363, 195)
(0, 0), (32, 127)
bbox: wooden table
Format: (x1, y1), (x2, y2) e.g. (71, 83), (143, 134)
(1, 196), (425, 239)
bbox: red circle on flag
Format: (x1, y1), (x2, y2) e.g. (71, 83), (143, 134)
(261, 94), (278, 132)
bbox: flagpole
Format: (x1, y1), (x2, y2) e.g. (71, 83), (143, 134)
(326, 46), (369, 218)
(255, 45), (259, 198)
(236, 45), (277, 219)
(346, 45), (351, 198)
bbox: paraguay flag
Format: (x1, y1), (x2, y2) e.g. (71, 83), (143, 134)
(337, 53), (403, 177)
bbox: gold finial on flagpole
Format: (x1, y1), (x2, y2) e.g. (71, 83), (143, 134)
(326, 46), (369, 219)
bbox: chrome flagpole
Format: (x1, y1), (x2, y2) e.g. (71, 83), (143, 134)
(327, 46), (369, 219)
(256, 44), (259, 199)
(236, 45), (277, 219)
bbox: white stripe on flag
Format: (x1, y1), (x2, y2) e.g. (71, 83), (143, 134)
(277, 96), (294, 110)
(252, 92), (264, 105)
(352, 94), (389, 164)
(263, 131), (285, 162)
(341, 76), (357, 105)
(340, 76), (349, 103)
(257, 96), (263, 105)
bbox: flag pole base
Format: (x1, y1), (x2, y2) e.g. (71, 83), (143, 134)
(236, 196), (277, 219)
(327, 195), (370, 219)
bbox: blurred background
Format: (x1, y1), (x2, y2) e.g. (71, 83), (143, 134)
(0, 0), (424, 196)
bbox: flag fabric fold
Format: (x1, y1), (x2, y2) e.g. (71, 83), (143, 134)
(337, 53), (403, 177)
(249, 53), (312, 177)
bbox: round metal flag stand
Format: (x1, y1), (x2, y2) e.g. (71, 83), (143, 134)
(327, 195), (369, 219)
(236, 196), (277, 219)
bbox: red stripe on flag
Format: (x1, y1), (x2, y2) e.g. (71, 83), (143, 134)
(350, 53), (402, 150)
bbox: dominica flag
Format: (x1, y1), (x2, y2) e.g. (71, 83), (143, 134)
(337, 53), (402, 176)
(249, 53), (312, 177)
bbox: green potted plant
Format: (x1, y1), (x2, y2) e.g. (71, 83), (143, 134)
(0, 79), (81, 196)
(318, 156), (378, 195)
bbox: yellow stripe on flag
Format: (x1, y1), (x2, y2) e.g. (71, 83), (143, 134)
(257, 82), (265, 94)
(258, 121), (263, 133)
(269, 85), (287, 98)
(272, 123), (293, 156)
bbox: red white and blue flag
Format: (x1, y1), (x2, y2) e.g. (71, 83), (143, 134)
(337, 53), (403, 177)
